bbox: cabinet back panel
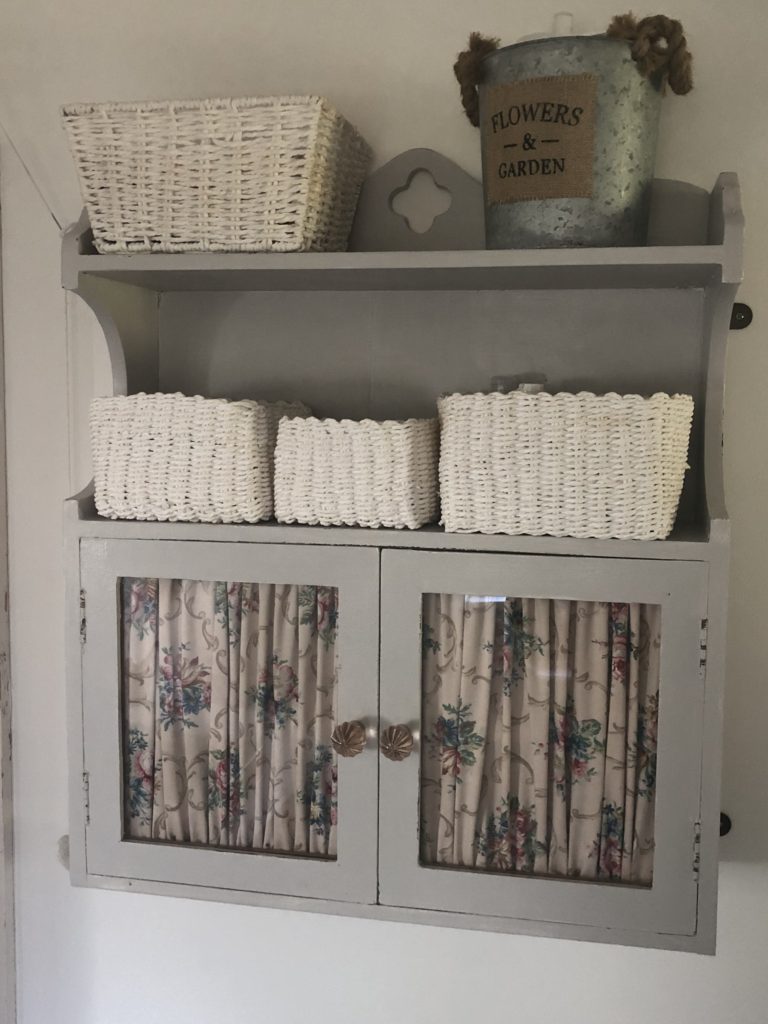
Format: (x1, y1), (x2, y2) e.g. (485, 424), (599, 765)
(159, 289), (705, 416)
(159, 288), (706, 524)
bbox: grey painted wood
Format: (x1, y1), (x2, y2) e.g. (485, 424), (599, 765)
(63, 501), (88, 887)
(157, 284), (711, 532)
(699, 174), (743, 527)
(693, 538), (729, 953)
(69, 870), (715, 954)
(701, 285), (740, 525)
(379, 550), (709, 940)
(61, 173), (741, 292)
(707, 172), (744, 281)
(64, 523), (720, 952)
(63, 212), (159, 395)
(62, 245), (729, 293)
(74, 277), (159, 395)
(59, 171), (743, 542)
(349, 148), (485, 251)
(351, 165), (715, 253)
(646, 179), (711, 246)
(65, 491), (717, 562)
(0, 201), (15, 1024)
(159, 287), (707, 410)
(79, 538), (379, 903)
(59, 165), (743, 952)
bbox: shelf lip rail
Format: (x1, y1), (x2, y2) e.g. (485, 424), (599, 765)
(61, 173), (742, 293)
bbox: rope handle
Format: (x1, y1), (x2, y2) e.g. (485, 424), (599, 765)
(454, 14), (693, 127)
(453, 32), (499, 127)
(607, 14), (693, 94)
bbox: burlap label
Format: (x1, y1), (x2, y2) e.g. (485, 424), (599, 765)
(482, 75), (597, 203)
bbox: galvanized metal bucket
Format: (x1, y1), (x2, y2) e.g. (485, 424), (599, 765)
(478, 35), (662, 248)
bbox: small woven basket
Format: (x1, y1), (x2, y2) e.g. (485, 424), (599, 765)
(275, 417), (439, 529)
(439, 391), (694, 540)
(90, 393), (311, 523)
(62, 96), (372, 253)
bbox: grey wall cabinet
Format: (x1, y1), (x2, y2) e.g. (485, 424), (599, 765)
(63, 154), (744, 953)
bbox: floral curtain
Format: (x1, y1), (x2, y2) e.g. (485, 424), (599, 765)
(421, 595), (660, 885)
(122, 577), (339, 858)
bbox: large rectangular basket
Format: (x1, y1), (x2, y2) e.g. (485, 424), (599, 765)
(438, 391), (694, 540)
(275, 417), (439, 529)
(62, 96), (372, 254)
(90, 393), (310, 523)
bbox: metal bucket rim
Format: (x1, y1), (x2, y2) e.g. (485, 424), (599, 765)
(482, 33), (629, 63)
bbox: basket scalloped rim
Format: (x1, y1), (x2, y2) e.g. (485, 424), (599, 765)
(438, 390), (694, 403)
(62, 95), (344, 119)
(91, 391), (307, 411)
(277, 415), (437, 429)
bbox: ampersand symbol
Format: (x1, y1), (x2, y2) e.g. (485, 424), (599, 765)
(522, 133), (537, 151)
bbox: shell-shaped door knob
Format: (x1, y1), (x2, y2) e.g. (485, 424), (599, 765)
(380, 724), (414, 762)
(330, 720), (367, 758)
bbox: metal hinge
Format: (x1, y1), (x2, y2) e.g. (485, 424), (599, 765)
(692, 821), (702, 881)
(82, 770), (90, 825)
(699, 618), (708, 679)
(79, 589), (87, 645)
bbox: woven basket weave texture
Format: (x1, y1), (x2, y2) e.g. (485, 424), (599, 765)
(90, 393), (310, 523)
(275, 417), (439, 529)
(438, 391), (694, 540)
(63, 96), (372, 253)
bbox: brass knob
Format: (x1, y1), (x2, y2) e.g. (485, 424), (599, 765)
(380, 724), (414, 762)
(330, 720), (367, 758)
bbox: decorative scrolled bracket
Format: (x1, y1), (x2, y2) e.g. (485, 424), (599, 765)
(62, 211), (160, 396)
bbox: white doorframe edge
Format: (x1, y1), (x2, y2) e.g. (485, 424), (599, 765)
(0, 176), (17, 1024)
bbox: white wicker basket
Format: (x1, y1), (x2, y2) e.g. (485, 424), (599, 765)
(90, 393), (311, 523)
(62, 96), (372, 254)
(275, 417), (439, 529)
(438, 391), (694, 540)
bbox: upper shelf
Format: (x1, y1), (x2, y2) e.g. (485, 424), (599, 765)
(64, 244), (729, 292)
(62, 171), (743, 294)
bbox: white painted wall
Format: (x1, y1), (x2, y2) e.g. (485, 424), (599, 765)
(2, 1), (768, 1021)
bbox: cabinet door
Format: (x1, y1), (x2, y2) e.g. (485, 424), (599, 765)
(379, 550), (707, 939)
(80, 538), (379, 904)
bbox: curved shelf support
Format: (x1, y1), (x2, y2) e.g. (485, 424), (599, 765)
(702, 281), (739, 529)
(702, 173), (744, 531)
(62, 212), (159, 396)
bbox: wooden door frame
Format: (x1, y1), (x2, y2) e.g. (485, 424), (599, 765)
(76, 538), (380, 904)
(0, 184), (16, 1024)
(378, 549), (708, 943)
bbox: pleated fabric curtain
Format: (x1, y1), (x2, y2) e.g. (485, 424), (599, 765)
(122, 577), (339, 858)
(421, 595), (660, 885)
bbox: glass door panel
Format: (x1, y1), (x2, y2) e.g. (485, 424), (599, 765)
(379, 550), (707, 939)
(420, 594), (659, 886)
(81, 539), (379, 904)
(122, 577), (340, 861)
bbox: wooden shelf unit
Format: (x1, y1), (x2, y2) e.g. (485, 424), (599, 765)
(61, 161), (743, 953)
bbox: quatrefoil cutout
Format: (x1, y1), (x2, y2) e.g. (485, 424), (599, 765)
(389, 169), (453, 235)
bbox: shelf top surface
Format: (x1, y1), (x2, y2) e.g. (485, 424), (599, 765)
(64, 243), (728, 293)
(66, 497), (721, 562)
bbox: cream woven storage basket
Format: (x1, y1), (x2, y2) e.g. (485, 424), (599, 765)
(275, 417), (439, 529)
(90, 393), (311, 523)
(62, 96), (372, 253)
(438, 391), (694, 540)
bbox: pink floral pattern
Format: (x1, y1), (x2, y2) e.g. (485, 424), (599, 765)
(420, 595), (660, 885)
(122, 578), (339, 858)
